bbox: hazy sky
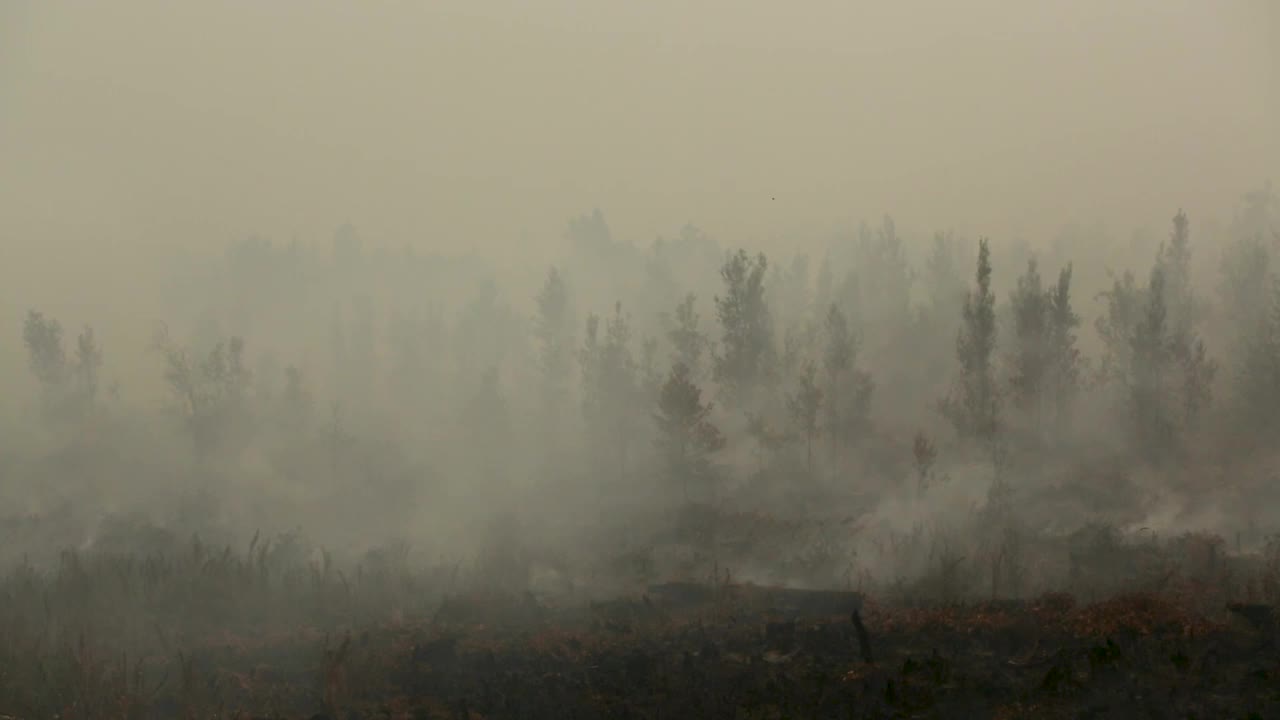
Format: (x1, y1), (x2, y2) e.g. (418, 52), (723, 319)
(2, 0), (1276, 294)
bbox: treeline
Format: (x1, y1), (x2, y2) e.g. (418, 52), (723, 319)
(9, 188), (1280, 534)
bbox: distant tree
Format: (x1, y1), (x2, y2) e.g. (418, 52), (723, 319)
(580, 303), (641, 482)
(332, 222), (363, 267)
(812, 253), (834, 325)
(1008, 259), (1051, 432)
(666, 293), (709, 381)
(1095, 269), (1144, 387)
(770, 253), (811, 330)
(745, 411), (795, 475)
(154, 327), (253, 461)
(22, 310), (100, 422)
(277, 365), (314, 432)
(779, 321), (818, 381)
(386, 306), (441, 413)
(1177, 333), (1215, 434)
(857, 215), (913, 328)
(23, 310), (67, 391)
(653, 361), (725, 501)
(1219, 235), (1271, 366)
(941, 239), (1000, 442)
(924, 231), (970, 322)
(911, 431), (941, 496)
(462, 367), (512, 488)
(534, 267), (575, 419)
(1045, 264), (1082, 433)
(787, 361), (823, 475)
(713, 250), (775, 409)
(1235, 277), (1280, 431)
(822, 303), (873, 464)
(639, 335), (663, 400)
(72, 326), (103, 408)
(1154, 211), (1216, 435)
(567, 208), (614, 255)
(1231, 181), (1278, 242)
(348, 294), (378, 401)
(452, 278), (519, 391)
(1128, 265), (1178, 460)
(1160, 209), (1196, 340)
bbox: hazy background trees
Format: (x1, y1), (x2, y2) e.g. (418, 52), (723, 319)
(2, 189), (1280, 599)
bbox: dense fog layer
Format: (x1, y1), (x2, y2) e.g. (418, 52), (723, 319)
(1, 2), (1278, 599)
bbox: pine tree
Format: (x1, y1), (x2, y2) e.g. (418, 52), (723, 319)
(534, 267), (575, 421)
(1008, 258), (1050, 431)
(278, 365), (314, 432)
(813, 253), (833, 326)
(666, 293), (709, 380)
(1096, 269), (1144, 388)
(23, 310), (67, 391)
(713, 250), (775, 409)
(463, 367), (511, 488)
(654, 361), (725, 502)
(1236, 277), (1280, 432)
(1045, 264), (1082, 433)
(787, 361), (823, 475)
(72, 326), (103, 410)
(941, 238), (1000, 442)
(1161, 210), (1195, 339)
(580, 303), (640, 483)
(822, 303), (872, 465)
(1154, 211), (1216, 436)
(1129, 265), (1178, 460)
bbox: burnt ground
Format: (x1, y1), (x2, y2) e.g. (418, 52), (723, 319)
(3, 586), (1278, 720)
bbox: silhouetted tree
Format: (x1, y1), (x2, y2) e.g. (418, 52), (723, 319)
(857, 216), (913, 329)
(22, 310), (99, 422)
(1045, 264), (1082, 433)
(654, 361), (725, 501)
(154, 327), (253, 461)
(665, 293), (709, 381)
(941, 238), (1000, 442)
(1160, 210), (1195, 339)
(822, 303), (873, 464)
(1096, 269), (1144, 387)
(1236, 277), (1280, 431)
(813, 252), (833, 326)
(1008, 259), (1050, 432)
(580, 303), (641, 483)
(534, 267), (575, 422)
(1154, 211), (1216, 435)
(277, 365), (313, 432)
(713, 250), (774, 409)
(787, 361), (823, 475)
(1128, 265), (1178, 460)
(23, 310), (67, 392)
(462, 367), (512, 488)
